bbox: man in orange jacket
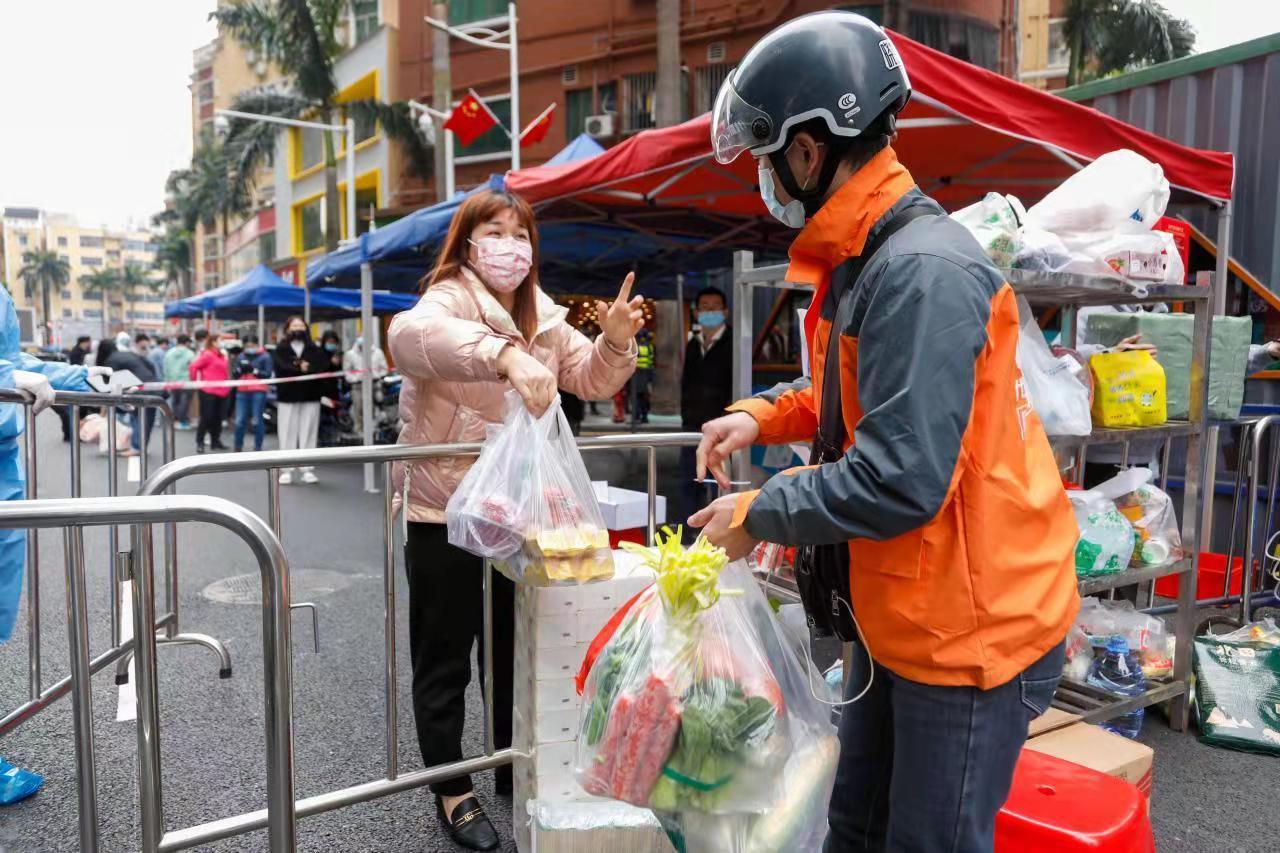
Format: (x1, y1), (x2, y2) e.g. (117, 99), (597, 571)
(691, 12), (1080, 853)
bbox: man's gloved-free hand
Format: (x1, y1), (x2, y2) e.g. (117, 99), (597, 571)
(12, 371), (55, 414)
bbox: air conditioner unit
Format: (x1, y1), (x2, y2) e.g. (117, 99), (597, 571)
(584, 113), (615, 139)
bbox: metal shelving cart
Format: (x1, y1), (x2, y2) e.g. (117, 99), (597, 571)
(732, 253), (1214, 732)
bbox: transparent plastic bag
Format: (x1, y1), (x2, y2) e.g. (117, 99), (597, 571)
(1067, 488), (1135, 577)
(1024, 149), (1170, 245)
(1106, 468), (1183, 566)
(446, 392), (614, 585)
(1075, 596), (1172, 678)
(1015, 296), (1092, 436)
(951, 192), (1024, 269)
(1064, 623), (1094, 681)
(576, 534), (838, 839)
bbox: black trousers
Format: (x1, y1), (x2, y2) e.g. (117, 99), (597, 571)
(196, 392), (225, 448)
(405, 522), (515, 796)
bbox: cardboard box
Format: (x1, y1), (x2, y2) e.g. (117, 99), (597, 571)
(1027, 707), (1081, 738)
(1023, 723), (1153, 801)
(592, 482), (667, 531)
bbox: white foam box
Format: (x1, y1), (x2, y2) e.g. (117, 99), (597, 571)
(535, 643), (588, 681)
(536, 678), (581, 713)
(592, 481), (667, 531)
(536, 707), (581, 744)
(529, 799), (673, 853)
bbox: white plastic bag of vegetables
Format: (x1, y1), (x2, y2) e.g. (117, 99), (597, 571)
(446, 391), (614, 585)
(574, 532), (839, 853)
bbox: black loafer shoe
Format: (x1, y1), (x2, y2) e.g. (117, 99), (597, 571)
(436, 795), (499, 851)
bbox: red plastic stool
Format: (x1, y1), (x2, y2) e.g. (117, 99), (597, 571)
(996, 750), (1154, 852)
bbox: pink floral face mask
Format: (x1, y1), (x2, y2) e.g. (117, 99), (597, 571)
(469, 236), (533, 293)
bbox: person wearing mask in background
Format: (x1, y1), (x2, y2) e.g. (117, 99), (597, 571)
(319, 330), (344, 445)
(189, 333), (229, 453)
(165, 333), (196, 430)
(147, 334), (169, 379)
(631, 327), (655, 426)
(388, 189), (640, 851)
(679, 286), (734, 534)
(0, 287), (103, 803)
(94, 337), (157, 458)
(272, 316), (327, 484)
(233, 335), (273, 452)
(343, 335), (388, 438)
(57, 336), (94, 441)
(693, 14), (1077, 852)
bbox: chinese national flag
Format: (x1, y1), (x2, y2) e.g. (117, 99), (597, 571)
(445, 90), (499, 147)
(520, 103), (556, 148)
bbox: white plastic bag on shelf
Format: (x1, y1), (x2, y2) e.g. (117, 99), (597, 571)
(446, 392), (614, 585)
(1064, 623), (1094, 681)
(951, 192), (1025, 269)
(1024, 149), (1170, 246)
(1108, 468), (1183, 566)
(1067, 488), (1136, 577)
(1075, 596), (1172, 678)
(1015, 296), (1092, 436)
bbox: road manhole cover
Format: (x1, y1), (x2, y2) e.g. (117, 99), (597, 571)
(202, 569), (357, 605)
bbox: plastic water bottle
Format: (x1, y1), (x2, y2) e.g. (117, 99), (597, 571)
(1086, 635), (1147, 739)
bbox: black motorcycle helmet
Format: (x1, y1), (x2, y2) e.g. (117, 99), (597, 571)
(712, 11), (912, 215)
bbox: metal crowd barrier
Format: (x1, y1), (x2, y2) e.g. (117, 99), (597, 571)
(0, 389), (231, 741)
(134, 433), (702, 849)
(0, 495), (295, 853)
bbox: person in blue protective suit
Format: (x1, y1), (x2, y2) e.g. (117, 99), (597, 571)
(0, 286), (104, 806)
(0, 286), (105, 642)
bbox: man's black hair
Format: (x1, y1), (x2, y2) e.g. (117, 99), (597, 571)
(694, 286), (727, 306)
(76, 335), (91, 346)
(194, 328), (209, 341)
(244, 334), (260, 345)
(790, 113), (893, 179)
(176, 333), (191, 345)
(135, 333), (151, 344)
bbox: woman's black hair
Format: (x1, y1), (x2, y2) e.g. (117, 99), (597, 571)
(95, 338), (117, 365)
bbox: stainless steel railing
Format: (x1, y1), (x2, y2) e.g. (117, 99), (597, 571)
(135, 432), (703, 848)
(0, 495), (295, 853)
(0, 388), (231, 740)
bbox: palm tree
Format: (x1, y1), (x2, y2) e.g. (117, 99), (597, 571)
(163, 136), (253, 285)
(18, 249), (70, 345)
(1064, 0), (1195, 86)
(153, 223), (194, 299)
(212, 0), (433, 252)
(118, 264), (158, 329)
(80, 267), (120, 340)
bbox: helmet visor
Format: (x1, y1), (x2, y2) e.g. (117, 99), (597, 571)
(711, 74), (774, 165)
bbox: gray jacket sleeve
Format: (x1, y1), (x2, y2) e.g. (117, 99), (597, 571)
(743, 254), (992, 546)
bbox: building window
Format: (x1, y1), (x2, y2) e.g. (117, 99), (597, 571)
(1047, 18), (1070, 71)
(833, 4), (883, 24)
(82, 256), (103, 267)
(294, 128), (326, 174)
(565, 87), (594, 139)
(61, 289), (72, 299)
(80, 235), (103, 249)
(260, 231), (277, 263)
(59, 254), (70, 264)
(621, 72), (657, 133)
(347, 105), (378, 146)
(202, 234), (221, 258)
(57, 236), (67, 247)
(694, 64), (732, 116)
(908, 11), (998, 71)
(124, 239), (149, 252)
(449, 0), (505, 26)
(62, 308), (72, 318)
(84, 309), (102, 319)
(106, 250), (121, 261)
(295, 197), (325, 254)
(353, 0), (379, 44)
(454, 97), (511, 157)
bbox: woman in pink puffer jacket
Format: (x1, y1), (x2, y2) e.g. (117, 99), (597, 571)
(387, 189), (641, 851)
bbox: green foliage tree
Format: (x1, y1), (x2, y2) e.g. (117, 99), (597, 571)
(213, 0), (433, 252)
(1064, 0), (1196, 86)
(18, 248), (70, 344)
(79, 267), (121, 339)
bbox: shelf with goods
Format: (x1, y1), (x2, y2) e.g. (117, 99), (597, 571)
(1017, 268), (1214, 733)
(732, 256), (1213, 732)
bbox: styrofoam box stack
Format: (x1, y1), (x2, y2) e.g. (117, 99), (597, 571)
(512, 550), (673, 852)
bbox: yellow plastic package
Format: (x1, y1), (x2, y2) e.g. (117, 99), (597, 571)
(1089, 350), (1167, 427)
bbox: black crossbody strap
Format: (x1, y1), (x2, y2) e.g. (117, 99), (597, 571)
(813, 207), (934, 462)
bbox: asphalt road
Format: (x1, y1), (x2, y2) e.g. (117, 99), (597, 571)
(0, 411), (1275, 852)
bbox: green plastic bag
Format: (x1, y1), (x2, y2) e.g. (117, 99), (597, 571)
(1192, 619), (1280, 754)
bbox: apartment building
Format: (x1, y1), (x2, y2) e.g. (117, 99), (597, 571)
(1018, 0), (1070, 89)
(393, 0), (1018, 202)
(0, 208), (162, 344)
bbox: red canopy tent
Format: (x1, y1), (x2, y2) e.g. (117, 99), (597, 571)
(507, 31), (1234, 234)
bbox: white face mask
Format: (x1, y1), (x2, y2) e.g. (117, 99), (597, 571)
(758, 164), (807, 229)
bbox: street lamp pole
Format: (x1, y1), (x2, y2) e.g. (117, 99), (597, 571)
(425, 1), (521, 173)
(214, 109), (358, 325)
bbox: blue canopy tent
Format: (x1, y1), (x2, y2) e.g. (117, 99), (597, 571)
(163, 264), (417, 321)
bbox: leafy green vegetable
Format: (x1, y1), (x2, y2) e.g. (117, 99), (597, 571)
(583, 612), (652, 746)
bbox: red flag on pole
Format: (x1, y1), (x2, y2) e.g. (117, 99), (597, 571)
(520, 103), (557, 148)
(445, 89), (500, 147)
